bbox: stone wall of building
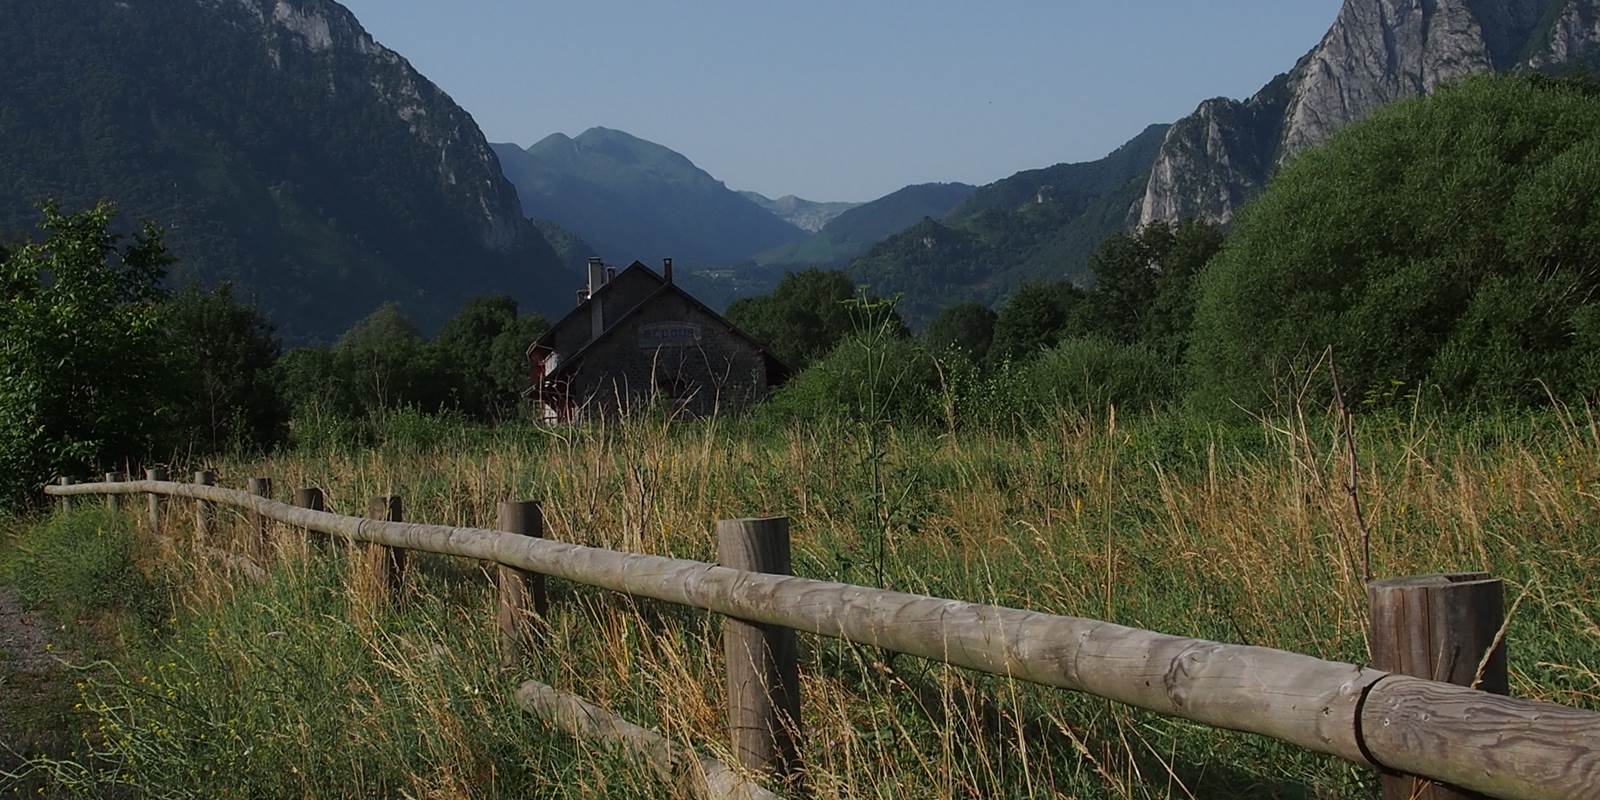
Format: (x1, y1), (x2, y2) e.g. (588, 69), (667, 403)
(543, 267), (664, 359)
(565, 291), (770, 418)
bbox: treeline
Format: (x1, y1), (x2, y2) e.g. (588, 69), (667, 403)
(0, 201), (547, 508)
(738, 75), (1600, 426)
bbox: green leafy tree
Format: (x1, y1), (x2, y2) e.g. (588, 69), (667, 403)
(274, 345), (347, 418)
(1083, 219), (1223, 359)
(726, 269), (906, 369)
(160, 284), (286, 453)
(0, 201), (170, 507)
(923, 302), (997, 363)
(432, 295), (549, 419)
(332, 304), (447, 413)
(1190, 75), (1600, 410)
(989, 283), (1087, 364)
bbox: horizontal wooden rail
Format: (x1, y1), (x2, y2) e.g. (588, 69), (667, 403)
(48, 479), (1600, 800)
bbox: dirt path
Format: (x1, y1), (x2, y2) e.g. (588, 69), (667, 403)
(0, 587), (75, 780)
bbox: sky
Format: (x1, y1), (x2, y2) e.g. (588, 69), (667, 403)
(339, 1), (1344, 202)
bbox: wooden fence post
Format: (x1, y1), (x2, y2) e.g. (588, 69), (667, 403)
(293, 487), (326, 547)
(145, 468), (166, 533)
(366, 496), (406, 604)
(496, 500), (547, 666)
(1367, 573), (1507, 800)
(717, 516), (802, 783)
(193, 470), (216, 540)
(56, 477), (73, 512)
(248, 477), (273, 555)
(104, 472), (124, 512)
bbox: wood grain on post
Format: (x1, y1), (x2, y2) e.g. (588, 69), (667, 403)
(496, 500), (546, 666)
(365, 496), (406, 604)
(248, 478), (273, 555)
(104, 472), (125, 512)
(293, 487), (326, 547)
(193, 471), (216, 540)
(1367, 573), (1508, 799)
(145, 468), (166, 532)
(717, 516), (801, 782)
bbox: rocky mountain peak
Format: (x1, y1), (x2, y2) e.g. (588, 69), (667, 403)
(1139, 0), (1595, 227)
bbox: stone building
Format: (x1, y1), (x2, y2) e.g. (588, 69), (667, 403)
(528, 258), (790, 422)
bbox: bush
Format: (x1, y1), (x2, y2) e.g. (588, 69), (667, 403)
(1189, 75), (1600, 411)
(763, 334), (942, 426)
(0, 508), (165, 627)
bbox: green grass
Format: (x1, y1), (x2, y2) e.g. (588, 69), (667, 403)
(4, 406), (1599, 798)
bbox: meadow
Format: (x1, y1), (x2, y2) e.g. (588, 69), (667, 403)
(3, 402), (1598, 799)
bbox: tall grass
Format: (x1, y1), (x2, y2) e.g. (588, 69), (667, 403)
(8, 405), (1600, 798)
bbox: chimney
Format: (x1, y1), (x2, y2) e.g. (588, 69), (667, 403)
(662, 257), (673, 284)
(589, 259), (606, 339)
(606, 265), (617, 284)
(587, 257), (605, 296)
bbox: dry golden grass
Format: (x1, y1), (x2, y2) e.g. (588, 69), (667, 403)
(17, 405), (1598, 798)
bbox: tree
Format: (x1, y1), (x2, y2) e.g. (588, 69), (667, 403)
(432, 295), (548, 419)
(923, 302), (997, 363)
(0, 200), (170, 507)
(726, 269), (906, 369)
(161, 284), (286, 453)
(1083, 219), (1223, 359)
(989, 283), (1086, 364)
(1189, 75), (1600, 410)
(333, 304), (446, 413)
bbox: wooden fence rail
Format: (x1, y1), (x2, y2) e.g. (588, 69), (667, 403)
(44, 478), (1600, 800)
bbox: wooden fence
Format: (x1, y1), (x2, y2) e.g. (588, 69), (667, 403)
(45, 476), (1600, 800)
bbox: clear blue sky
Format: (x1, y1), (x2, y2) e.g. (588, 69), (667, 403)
(340, 1), (1343, 201)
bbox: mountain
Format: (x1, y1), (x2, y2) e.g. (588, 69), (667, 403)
(1141, 0), (1600, 225)
(530, 219), (599, 276)
(0, 0), (572, 341)
(845, 125), (1171, 324)
(492, 128), (806, 266)
(739, 192), (860, 233)
(756, 182), (977, 267)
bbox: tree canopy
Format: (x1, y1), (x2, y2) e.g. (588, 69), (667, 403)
(1190, 75), (1600, 410)
(725, 269), (906, 369)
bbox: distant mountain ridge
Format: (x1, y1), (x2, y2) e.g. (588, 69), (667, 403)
(756, 182), (977, 267)
(840, 0), (1600, 326)
(492, 128), (806, 266)
(0, 0), (573, 341)
(843, 124), (1171, 323)
(739, 192), (860, 232)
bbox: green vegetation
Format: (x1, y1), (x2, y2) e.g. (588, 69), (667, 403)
(1191, 75), (1600, 411)
(5, 407), (1600, 798)
(756, 183), (977, 267)
(7, 72), (1600, 799)
(845, 124), (1171, 324)
(0, 0), (569, 341)
(725, 269), (906, 369)
(0, 201), (550, 511)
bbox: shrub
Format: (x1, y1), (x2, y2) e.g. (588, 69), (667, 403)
(763, 334), (942, 426)
(1189, 75), (1600, 411)
(0, 508), (165, 627)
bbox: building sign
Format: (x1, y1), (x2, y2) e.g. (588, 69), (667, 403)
(639, 322), (702, 349)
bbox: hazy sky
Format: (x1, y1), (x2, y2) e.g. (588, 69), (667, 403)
(339, 1), (1343, 201)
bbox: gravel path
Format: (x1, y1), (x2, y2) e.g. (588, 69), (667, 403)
(0, 587), (55, 673)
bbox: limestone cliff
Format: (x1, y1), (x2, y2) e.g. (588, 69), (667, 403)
(1139, 0), (1597, 226)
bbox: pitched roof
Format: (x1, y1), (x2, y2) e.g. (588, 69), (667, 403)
(547, 277), (792, 383)
(530, 260), (664, 352)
